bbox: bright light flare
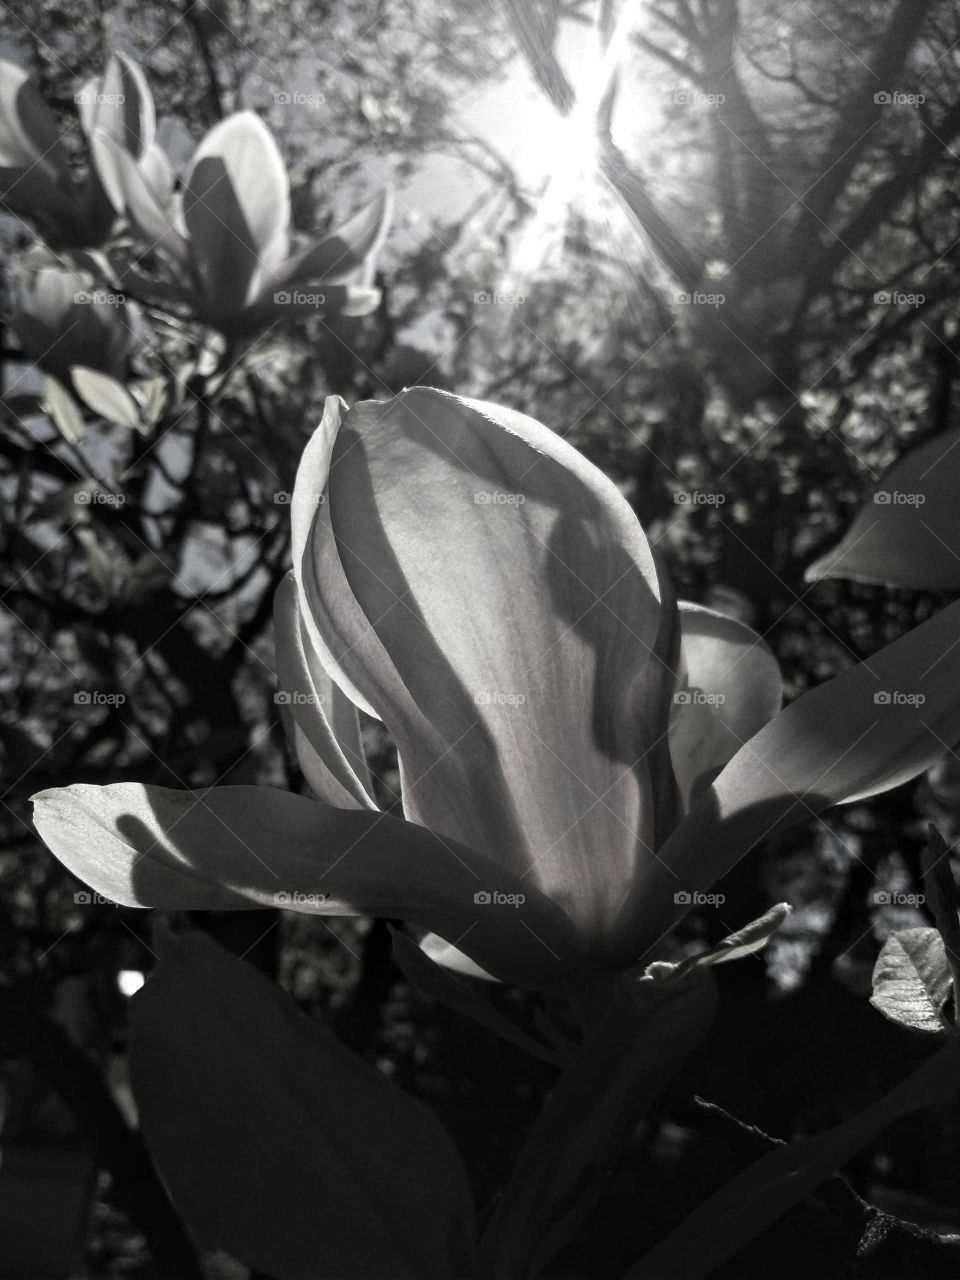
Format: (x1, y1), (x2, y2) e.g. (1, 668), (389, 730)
(508, 0), (644, 279)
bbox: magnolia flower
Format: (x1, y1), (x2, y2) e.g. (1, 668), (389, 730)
(12, 267), (138, 383)
(93, 109), (392, 339)
(33, 391), (960, 987)
(0, 52), (157, 248)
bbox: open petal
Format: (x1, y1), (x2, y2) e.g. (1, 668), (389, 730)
(32, 782), (587, 986)
(805, 428), (960, 590)
(0, 59), (73, 234)
(80, 52), (155, 161)
(273, 573), (376, 809)
(270, 188), (393, 291)
(292, 388), (674, 955)
(182, 111), (289, 319)
(668, 602), (782, 809)
(91, 132), (189, 262)
(619, 599), (960, 962)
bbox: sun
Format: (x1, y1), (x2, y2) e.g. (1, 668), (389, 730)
(507, 0), (646, 279)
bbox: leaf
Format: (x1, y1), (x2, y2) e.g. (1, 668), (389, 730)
(71, 366), (142, 430)
(129, 375), (167, 426)
(482, 971), (717, 1276)
(625, 1039), (960, 1280)
(42, 375), (85, 444)
(130, 929), (477, 1279)
(649, 903), (793, 983)
(389, 928), (561, 1066)
(805, 427), (960, 589)
(871, 927), (952, 1034)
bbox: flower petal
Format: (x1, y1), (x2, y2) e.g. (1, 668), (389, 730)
(805, 428), (960, 589)
(269, 188), (392, 291)
(273, 573), (375, 809)
(31, 782), (587, 986)
(90, 132), (189, 262)
(294, 388), (673, 954)
(80, 53), (155, 161)
(621, 599), (960, 961)
(182, 111), (289, 319)
(668, 602), (782, 809)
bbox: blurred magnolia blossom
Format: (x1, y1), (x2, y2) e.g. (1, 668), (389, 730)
(0, 50), (391, 340)
(12, 267), (139, 384)
(32, 391), (960, 987)
(94, 104), (392, 339)
(0, 52), (157, 248)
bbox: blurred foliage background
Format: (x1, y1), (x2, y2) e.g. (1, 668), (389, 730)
(2, 0), (960, 1275)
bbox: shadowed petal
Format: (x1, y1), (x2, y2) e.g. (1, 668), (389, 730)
(182, 111), (289, 319)
(669, 602), (782, 809)
(32, 782), (587, 986)
(293, 388), (673, 954)
(273, 573), (375, 809)
(619, 599), (960, 963)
